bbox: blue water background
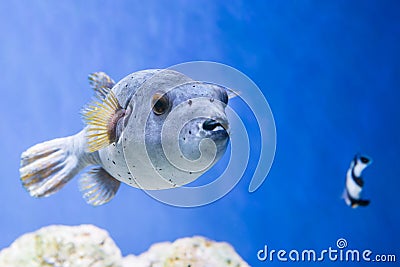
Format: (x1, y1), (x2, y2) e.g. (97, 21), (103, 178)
(0, 1), (399, 266)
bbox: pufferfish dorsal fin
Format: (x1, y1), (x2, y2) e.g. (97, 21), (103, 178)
(82, 90), (124, 152)
(88, 72), (115, 99)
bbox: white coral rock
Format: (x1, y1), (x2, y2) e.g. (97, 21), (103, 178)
(0, 225), (249, 267)
(0, 225), (122, 267)
(122, 236), (249, 267)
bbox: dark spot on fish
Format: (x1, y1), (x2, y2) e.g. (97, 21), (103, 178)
(210, 98), (214, 102)
(127, 172), (131, 174)
(189, 172), (192, 174)
(192, 85), (195, 88)
(117, 173), (121, 177)
(107, 158), (110, 161)
(112, 160), (116, 165)
(128, 177), (132, 180)
(112, 143), (116, 147)
(159, 168), (162, 171)
(118, 151), (120, 154)
(188, 100), (192, 106)
(189, 130), (192, 134)
(124, 138), (127, 141)
(360, 156), (370, 164)
(183, 137), (186, 141)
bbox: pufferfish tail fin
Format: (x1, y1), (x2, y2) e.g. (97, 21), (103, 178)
(20, 133), (87, 198)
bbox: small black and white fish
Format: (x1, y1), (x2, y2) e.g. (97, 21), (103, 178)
(343, 154), (372, 208)
(20, 70), (233, 206)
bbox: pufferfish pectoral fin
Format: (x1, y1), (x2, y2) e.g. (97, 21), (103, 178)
(88, 72), (115, 99)
(81, 91), (125, 152)
(79, 167), (121, 206)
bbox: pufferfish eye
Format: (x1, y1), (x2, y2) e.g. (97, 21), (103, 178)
(152, 92), (170, 115)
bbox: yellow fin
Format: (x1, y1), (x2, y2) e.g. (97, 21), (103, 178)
(82, 91), (121, 153)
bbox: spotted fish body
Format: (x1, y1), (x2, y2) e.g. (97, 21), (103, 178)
(20, 69), (231, 206)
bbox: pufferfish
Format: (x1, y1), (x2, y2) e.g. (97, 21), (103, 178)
(20, 69), (232, 206)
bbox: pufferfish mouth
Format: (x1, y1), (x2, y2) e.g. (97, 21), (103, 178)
(202, 118), (229, 132)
